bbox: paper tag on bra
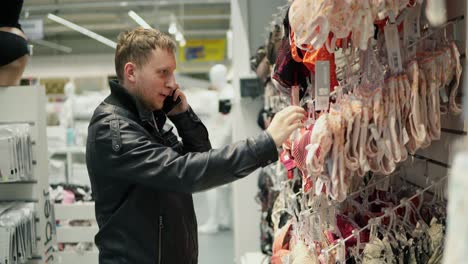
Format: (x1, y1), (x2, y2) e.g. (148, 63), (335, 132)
(403, 5), (421, 60)
(291, 85), (300, 106)
(310, 214), (322, 241)
(315, 61), (330, 111)
(327, 206), (337, 232)
(385, 19), (403, 73)
(336, 242), (346, 263)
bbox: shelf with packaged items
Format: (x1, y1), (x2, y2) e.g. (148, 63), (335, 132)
(0, 85), (57, 263)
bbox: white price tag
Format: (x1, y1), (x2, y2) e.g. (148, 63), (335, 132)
(337, 241), (346, 263)
(403, 5), (421, 60)
(328, 206), (337, 232)
(310, 214), (322, 241)
(315, 61), (330, 110)
(291, 85), (300, 106)
(385, 22), (403, 73)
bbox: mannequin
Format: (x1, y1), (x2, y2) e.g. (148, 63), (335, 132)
(198, 64), (234, 234)
(0, 0), (29, 86)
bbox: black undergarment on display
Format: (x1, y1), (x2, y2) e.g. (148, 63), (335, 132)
(0, 31), (28, 66)
(1, 0), (23, 29)
(272, 9), (310, 97)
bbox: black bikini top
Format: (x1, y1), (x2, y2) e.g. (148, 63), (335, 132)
(0, 0), (24, 30)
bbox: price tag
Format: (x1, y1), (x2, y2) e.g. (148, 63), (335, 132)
(291, 85), (300, 106)
(315, 61), (330, 110)
(328, 206), (337, 232)
(385, 15), (403, 73)
(336, 241), (346, 263)
(310, 214), (322, 241)
(404, 5), (421, 60)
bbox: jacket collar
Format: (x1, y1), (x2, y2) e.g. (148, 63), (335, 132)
(108, 80), (166, 130)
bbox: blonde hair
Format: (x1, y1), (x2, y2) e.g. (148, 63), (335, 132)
(115, 27), (176, 80)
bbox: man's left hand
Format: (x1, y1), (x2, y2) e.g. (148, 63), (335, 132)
(167, 87), (189, 116)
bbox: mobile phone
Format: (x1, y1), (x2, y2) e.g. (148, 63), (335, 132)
(162, 90), (182, 113)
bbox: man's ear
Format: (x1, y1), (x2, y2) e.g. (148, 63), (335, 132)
(124, 62), (137, 83)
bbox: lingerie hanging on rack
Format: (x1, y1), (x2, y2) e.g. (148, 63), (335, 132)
(255, 0), (463, 260)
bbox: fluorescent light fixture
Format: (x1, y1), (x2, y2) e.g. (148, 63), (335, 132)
(168, 22), (177, 34)
(32, 39), (72, 53)
(47, 13), (117, 49)
(175, 32), (184, 41)
(128, 10), (151, 29)
(226, 29), (233, 60)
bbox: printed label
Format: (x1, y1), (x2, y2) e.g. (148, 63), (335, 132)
(315, 61), (330, 110)
(310, 214), (322, 241)
(385, 22), (403, 73)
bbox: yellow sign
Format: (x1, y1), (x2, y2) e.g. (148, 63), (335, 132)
(179, 39), (226, 62)
(40, 78), (69, 95)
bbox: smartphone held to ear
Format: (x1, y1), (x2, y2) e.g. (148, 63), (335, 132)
(162, 90), (182, 113)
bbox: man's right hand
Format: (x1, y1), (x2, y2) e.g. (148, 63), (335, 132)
(266, 106), (306, 147)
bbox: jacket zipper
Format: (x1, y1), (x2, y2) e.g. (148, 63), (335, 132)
(158, 215), (164, 264)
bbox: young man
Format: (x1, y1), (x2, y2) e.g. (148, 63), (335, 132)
(86, 28), (305, 264)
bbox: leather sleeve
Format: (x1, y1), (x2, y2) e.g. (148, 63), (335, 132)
(88, 116), (278, 193)
(168, 107), (212, 153)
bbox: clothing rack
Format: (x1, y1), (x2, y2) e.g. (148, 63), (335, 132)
(300, 171), (398, 215)
(409, 153), (451, 169)
(322, 174), (448, 255)
(407, 15), (465, 49)
(321, 14), (466, 106)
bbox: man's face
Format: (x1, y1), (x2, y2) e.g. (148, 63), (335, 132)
(133, 48), (177, 111)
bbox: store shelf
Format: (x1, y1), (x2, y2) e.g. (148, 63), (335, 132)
(54, 202), (98, 263)
(56, 226), (99, 243)
(55, 203), (95, 220)
(49, 146), (86, 156)
(56, 251), (99, 264)
(0, 180), (38, 184)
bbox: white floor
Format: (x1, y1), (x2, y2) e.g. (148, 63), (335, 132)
(193, 192), (235, 264)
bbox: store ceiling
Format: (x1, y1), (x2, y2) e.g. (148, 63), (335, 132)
(22, 0), (231, 56)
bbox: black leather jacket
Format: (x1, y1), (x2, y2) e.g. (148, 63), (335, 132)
(86, 81), (278, 264)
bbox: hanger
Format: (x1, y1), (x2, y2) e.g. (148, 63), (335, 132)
(407, 15), (465, 50)
(323, 174), (448, 255)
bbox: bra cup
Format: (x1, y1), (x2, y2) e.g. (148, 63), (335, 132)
(309, 16), (330, 50)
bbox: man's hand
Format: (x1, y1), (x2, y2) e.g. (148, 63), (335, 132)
(266, 106), (306, 147)
(167, 86), (190, 116)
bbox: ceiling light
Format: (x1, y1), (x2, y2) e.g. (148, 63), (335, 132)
(168, 22), (177, 34)
(175, 32), (184, 41)
(47, 13), (117, 49)
(180, 39), (186, 47)
(128, 10), (151, 29)
(32, 39), (72, 53)
(226, 29), (233, 60)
